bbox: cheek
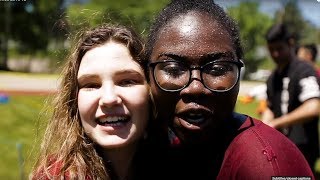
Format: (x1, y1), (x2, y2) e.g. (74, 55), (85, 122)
(77, 91), (99, 122)
(152, 90), (178, 121)
(125, 87), (150, 133)
(225, 86), (239, 110)
(123, 86), (149, 114)
(150, 74), (177, 106)
(214, 85), (239, 110)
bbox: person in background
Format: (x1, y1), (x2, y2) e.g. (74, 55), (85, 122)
(297, 43), (320, 76)
(140, 0), (314, 179)
(262, 23), (320, 173)
(30, 24), (149, 179)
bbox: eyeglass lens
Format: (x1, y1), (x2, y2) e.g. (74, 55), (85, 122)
(153, 61), (240, 91)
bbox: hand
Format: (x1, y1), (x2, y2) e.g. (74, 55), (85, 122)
(262, 119), (277, 128)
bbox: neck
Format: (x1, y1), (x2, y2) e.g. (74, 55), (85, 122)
(102, 142), (138, 180)
(277, 54), (295, 73)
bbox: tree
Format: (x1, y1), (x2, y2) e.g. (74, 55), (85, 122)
(275, 0), (300, 37)
(66, 0), (170, 37)
(274, 0), (315, 44)
(227, 1), (272, 79)
(0, 2), (11, 70)
(0, 0), (65, 71)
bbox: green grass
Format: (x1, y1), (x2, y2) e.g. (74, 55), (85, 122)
(0, 94), (51, 179)
(235, 99), (261, 119)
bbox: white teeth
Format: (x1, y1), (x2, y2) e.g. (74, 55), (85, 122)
(99, 116), (126, 123)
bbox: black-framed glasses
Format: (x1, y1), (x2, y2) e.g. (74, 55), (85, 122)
(149, 60), (244, 92)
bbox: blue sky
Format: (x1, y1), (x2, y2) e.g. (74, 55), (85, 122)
(215, 0), (320, 27)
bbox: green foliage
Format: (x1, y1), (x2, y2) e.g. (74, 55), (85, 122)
(4, 0), (65, 54)
(274, 0), (320, 44)
(299, 21), (320, 44)
(259, 57), (276, 70)
(275, 0), (304, 42)
(227, 1), (272, 78)
(66, 0), (170, 37)
(0, 94), (50, 179)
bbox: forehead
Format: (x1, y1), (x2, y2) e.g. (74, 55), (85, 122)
(152, 11), (235, 61)
(78, 41), (142, 76)
(298, 47), (310, 54)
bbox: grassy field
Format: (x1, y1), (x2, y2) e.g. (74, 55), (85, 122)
(0, 94), (51, 179)
(0, 93), (318, 179)
(235, 99), (261, 119)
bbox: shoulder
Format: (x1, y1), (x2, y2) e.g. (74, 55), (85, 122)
(31, 158), (71, 180)
(218, 117), (313, 179)
(267, 70), (276, 83)
(290, 59), (317, 77)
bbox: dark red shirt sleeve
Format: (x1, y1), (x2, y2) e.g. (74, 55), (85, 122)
(217, 118), (314, 180)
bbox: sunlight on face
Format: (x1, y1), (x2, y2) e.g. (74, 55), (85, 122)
(77, 41), (149, 149)
(178, 13), (200, 35)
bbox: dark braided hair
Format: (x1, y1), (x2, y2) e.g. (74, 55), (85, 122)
(146, 0), (243, 60)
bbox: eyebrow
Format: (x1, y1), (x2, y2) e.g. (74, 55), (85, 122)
(157, 52), (236, 63)
(158, 53), (185, 61)
(77, 74), (100, 84)
(77, 70), (144, 83)
(203, 52), (236, 60)
(114, 69), (145, 78)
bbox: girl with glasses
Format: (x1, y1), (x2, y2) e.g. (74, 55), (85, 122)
(141, 0), (315, 179)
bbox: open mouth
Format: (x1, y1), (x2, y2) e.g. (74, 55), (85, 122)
(96, 116), (130, 126)
(177, 109), (213, 126)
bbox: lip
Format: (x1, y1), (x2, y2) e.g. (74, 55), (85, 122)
(95, 114), (130, 127)
(176, 103), (213, 130)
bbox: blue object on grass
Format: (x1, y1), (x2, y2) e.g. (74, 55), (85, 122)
(0, 93), (9, 104)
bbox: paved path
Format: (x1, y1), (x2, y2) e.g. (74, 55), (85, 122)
(239, 81), (265, 96)
(0, 73), (263, 95)
(0, 74), (60, 95)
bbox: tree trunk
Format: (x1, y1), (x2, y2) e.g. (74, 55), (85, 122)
(0, 2), (10, 71)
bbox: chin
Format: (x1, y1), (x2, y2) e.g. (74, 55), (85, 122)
(96, 138), (131, 149)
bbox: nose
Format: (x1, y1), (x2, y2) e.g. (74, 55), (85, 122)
(99, 84), (121, 107)
(180, 69), (210, 96)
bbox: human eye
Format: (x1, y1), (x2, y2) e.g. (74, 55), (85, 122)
(118, 79), (141, 87)
(80, 83), (101, 91)
(205, 62), (234, 76)
(161, 62), (187, 78)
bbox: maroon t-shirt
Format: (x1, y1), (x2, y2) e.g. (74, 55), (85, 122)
(217, 117), (314, 179)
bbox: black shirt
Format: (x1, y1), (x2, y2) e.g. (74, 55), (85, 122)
(266, 58), (320, 166)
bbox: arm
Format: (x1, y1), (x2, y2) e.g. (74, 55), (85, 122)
(266, 98), (320, 129)
(261, 107), (274, 124)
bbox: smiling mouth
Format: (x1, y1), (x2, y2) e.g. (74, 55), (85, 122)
(96, 116), (130, 126)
